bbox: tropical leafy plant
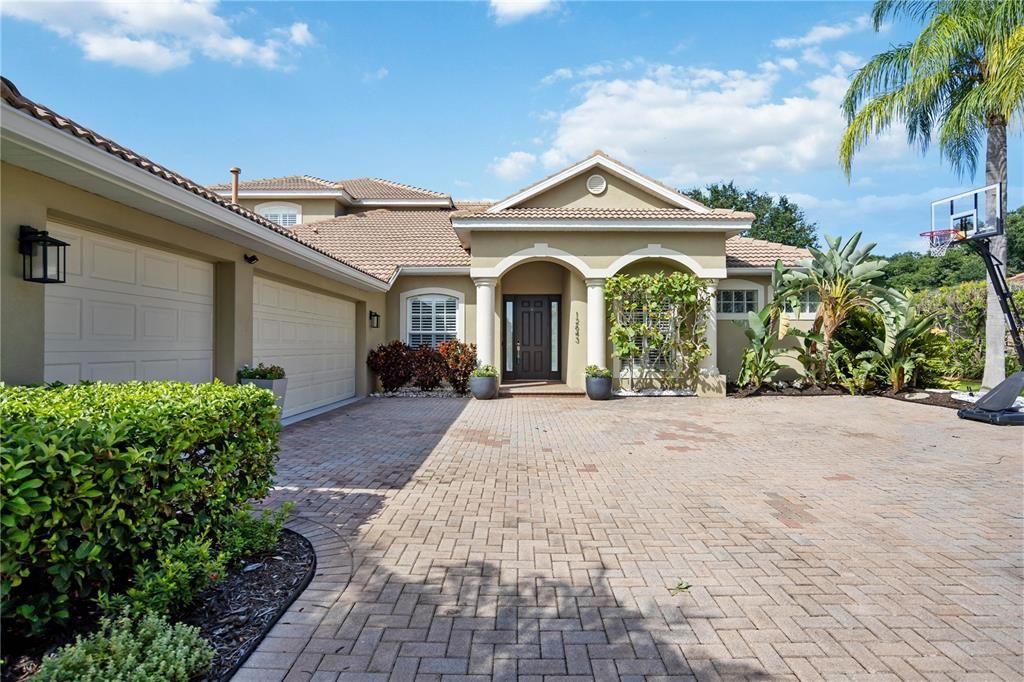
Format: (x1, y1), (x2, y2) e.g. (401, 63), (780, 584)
(471, 364), (497, 378)
(237, 363), (285, 380)
(736, 308), (787, 389)
(606, 272), (712, 390)
(411, 346), (446, 391)
(585, 365), (612, 379)
(367, 340), (414, 392)
(840, 0), (1024, 387)
(859, 297), (943, 392)
(829, 344), (877, 395)
(438, 340), (477, 394)
(772, 232), (897, 383)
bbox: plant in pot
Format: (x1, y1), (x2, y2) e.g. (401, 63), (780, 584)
(469, 364), (499, 400)
(585, 365), (612, 400)
(238, 363), (287, 410)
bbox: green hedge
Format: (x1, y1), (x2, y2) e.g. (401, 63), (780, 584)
(913, 282), (1024, 379)
(0, 381), (281, 634)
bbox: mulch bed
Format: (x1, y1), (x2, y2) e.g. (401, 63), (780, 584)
(728, 383), (846, 398)
(3, 529), (315, 682)
(729, 382), (970, 410)
(184, 528), (316, 681)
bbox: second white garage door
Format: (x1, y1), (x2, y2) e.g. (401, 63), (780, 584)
(253, 277), (356, 419)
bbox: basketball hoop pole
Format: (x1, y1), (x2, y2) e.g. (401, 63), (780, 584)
(964, 236), (1024, 367)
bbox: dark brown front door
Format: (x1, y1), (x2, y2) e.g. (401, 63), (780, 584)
(504, 295), (559, 380)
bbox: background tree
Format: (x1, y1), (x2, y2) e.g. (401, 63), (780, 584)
(1007, 206), (1024, 274)
(685, 182), (819, 248)
(839, 0), (1024, 388)
(879, 248), (986, 290)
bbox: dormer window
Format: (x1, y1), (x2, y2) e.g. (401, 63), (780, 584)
(255, 202), (301, 227)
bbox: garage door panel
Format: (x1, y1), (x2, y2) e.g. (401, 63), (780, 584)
(253, 277), (355, 419)
(45, 223), (214, 385)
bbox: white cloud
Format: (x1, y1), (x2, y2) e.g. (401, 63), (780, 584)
(540, 59), (642, 86)
(490, 0), (557, 25)
(800, 47), (830, 68)
(287, 22), (314, 47)
(0, 0), (313, 73)
(834, 51), (863, 70)
(78, 33), (190, 72)
(773, 15), (871, 49)
(362, 67), (389, 82)
(491, 151), (538, 181)
(540, 67), (574, 85)
(523, 61), (909, 185)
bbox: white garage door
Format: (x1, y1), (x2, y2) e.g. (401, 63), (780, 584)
(44, 223), (214, 384)
(253, 277), (356, 419)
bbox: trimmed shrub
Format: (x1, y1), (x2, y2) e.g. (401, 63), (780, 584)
(217, 502), (294, 566)
(438, 340), (477, 394)
(367, 340), (414, 392)
(411, 346), (446, 391)
(35, 610), (212, 682)
(102, 503), (293, 617)
(0, 381), (281, 634)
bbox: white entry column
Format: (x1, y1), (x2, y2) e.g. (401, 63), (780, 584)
(586, 278), (606, 368)
(474, 278), (497, 366)
(702, 279), (719, 373)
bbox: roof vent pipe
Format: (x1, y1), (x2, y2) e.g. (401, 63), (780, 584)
(229, 167), (241, 204)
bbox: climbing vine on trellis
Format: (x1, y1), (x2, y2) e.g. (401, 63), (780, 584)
(605, 272), (712, 389)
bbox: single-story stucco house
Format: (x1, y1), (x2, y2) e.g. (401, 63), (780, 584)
(1, 77), (812, 421)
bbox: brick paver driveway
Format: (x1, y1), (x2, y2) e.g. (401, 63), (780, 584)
(236, 396), (1022, 681)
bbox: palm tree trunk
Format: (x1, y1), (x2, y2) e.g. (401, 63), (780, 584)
(982, 117), (1008, 388)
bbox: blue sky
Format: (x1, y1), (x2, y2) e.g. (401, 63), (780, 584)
(2, 0), (1020, 254)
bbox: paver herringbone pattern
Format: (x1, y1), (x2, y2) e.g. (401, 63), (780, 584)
(236, 396), (1023, 681)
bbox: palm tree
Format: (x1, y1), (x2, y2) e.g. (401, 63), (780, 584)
(839, 0), (1024, 388)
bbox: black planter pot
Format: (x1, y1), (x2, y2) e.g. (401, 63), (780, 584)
(469, 376), (498, 400)
(585, 376), (612, 400)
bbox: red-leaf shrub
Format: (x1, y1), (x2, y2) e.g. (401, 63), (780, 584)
(366, 341), (414, 392)
(412, 346), (446, 391)
(438, 340), (477, 395)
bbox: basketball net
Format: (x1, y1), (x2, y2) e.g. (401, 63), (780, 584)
(920, 229), (965, 257)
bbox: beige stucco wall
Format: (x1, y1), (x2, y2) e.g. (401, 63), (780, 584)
(385, 275), (477, 345)
(471, 231), (727, 276)
(520, 171), (676, 210)
(715, 275), (813, 382)
(1, 163), (385, 393)
(237, 198), (341, 225)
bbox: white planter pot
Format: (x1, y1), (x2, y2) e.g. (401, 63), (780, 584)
(241, 377), (288, 411)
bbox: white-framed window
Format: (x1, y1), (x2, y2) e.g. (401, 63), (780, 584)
(716, 279), (766, 320)
(407, 294), (458, 349)
(255, 202), (301, 227)
(784, 291), (820, 317)
(717, 289), (758, 315)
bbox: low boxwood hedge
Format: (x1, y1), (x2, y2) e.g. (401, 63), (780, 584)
(0, 381), (281, 634)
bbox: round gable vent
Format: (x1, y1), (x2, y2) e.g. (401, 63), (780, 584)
(586, 174), (607, 195)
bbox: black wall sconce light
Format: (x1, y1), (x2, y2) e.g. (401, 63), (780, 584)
(19, 225), (69, 284)
(243, 254), (259, 264)
(369, 310), (381, 328)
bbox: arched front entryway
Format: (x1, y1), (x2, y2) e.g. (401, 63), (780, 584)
(494, 260), (587, 388)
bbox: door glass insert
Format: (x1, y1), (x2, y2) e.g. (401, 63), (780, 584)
(550, 300), (559, 372)
(505, 300), (514, 373)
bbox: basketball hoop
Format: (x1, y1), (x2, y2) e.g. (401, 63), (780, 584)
(920, 229), (962, 257)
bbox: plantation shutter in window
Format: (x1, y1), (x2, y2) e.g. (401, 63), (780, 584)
(408, 295), (458, 349)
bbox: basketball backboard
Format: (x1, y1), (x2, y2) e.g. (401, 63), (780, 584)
(930, 184), (1003, 241)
